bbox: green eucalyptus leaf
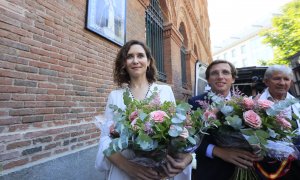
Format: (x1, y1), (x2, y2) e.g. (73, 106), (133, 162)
(187, 136), (196, 145)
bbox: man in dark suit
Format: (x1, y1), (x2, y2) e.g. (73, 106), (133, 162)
(188, 60), (261, 180)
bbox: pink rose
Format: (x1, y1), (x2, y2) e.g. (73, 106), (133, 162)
(203, 110), (217, 121)
(150, 110), (169, 123)
(243, 98), (254, 110)
(276, 116), (292, 129)
(257, 99), (274, 109)
(129, 110), (139, 122)
(243, 110), (262, 129)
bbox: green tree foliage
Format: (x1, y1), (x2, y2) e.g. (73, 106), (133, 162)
(259, 0), (300, 65)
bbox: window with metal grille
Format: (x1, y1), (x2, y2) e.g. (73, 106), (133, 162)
(145, 0), (166, 82)
(181, 46), (187, 87)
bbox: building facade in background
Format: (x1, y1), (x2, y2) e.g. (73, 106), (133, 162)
(212, 20), (273, 68)
(0, 0), (211, 179)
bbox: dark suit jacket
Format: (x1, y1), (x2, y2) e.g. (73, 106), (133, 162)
(188, 93), (235, 180)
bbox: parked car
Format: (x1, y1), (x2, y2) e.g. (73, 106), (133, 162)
(233, 66), (267, 97)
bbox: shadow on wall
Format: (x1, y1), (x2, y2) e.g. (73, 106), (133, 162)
(1, 145), (105, 180)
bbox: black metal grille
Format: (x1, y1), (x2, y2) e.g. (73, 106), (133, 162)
(146, 0), (166, 81)
(181, 46), (187, 87)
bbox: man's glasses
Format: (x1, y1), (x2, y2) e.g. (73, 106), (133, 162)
(209, 70), (232, 77)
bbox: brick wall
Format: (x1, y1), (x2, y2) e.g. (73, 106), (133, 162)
(0, 0), (146, 173)
(0, 0), (211, 175)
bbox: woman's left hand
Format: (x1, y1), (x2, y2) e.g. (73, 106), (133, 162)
(161, 153), (192, 178)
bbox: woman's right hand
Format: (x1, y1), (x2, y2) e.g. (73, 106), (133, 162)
(107, 153), (161, 180)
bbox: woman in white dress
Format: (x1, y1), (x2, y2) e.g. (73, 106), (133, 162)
(95, 40), (192, 180)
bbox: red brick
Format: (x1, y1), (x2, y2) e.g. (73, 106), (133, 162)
(55, 96), (71, 101)
(18, 51), (40, 61)
(24, 128), (63, 139)
(52, 120), (69, 126)
(0, 61), (15, 69)
(0, 77), (13, 85)
(36, 95), (56, 101)
(45, 142), (61, 150)
(29, 60), (49, 69)
(35, 108), (54, 114)
(85, 127), (98, 134)
(30, 47), (50, 57)
(0, 134), (22, 142)
(0, 101), (24, 108)
(0, 29), (20, 41)
(0, 21), (28, 37)
(0, 94), (11, 100)
(11, 94), (36, 101)
(27, 74), (48, 81)
(31, 152), (51, 161)
(7, 140), (31, 150)
(0, 117), (21, 125)
(70, 131), (84, 137)
(48, 89), (64, 95)
(21, 24), (44, 36)
(0, 69), (27, 79)
(0, 86), (26, 93)
(78, 135), (90, 141)
(44, 114), (63, 121)
(38, 82), (57, 89)
(3, 158), (29, 170)
(15, 64), (38, 73)
(54, 133), (70, 141)
(0, 110), (9, 116)
(26, 87), (47, 94)
(54, 147), (68, 154)
(0, 151), (20, 161)
(8, 124), (30, 132)
(9, 109), (34, 116)
(1, 37), (30, 51)
(22, 115), (44, 123)
(24, 101), (46, 108)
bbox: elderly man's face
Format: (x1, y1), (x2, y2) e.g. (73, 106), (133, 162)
(265, 71), (292, 98)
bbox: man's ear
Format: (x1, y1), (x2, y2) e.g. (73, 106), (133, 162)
(263, 79), (269, 86)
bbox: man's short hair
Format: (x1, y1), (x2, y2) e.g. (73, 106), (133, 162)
(205, 60), (237, 80)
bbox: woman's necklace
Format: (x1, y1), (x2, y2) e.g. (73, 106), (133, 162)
(128, 83), (151, 100)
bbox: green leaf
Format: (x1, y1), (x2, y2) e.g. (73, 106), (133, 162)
(187, 136), (196, 145)
(168, 125), (182, 137)
(138, 111), (147, 121)
(255, 130), (270, 139)
(225, 115), (243, 130)
(247, 135), (259, 145)
(123, 90), (132, 106)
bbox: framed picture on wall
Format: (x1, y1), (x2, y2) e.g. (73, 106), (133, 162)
(86, 0), (126, 46)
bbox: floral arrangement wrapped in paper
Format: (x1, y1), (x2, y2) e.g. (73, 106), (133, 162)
(102, 87), (218, 169)
(196, 90), (300, 180)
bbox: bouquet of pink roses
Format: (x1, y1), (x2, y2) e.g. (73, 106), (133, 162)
(103, 87), (216, 169)
(196, 89), (300, 179)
